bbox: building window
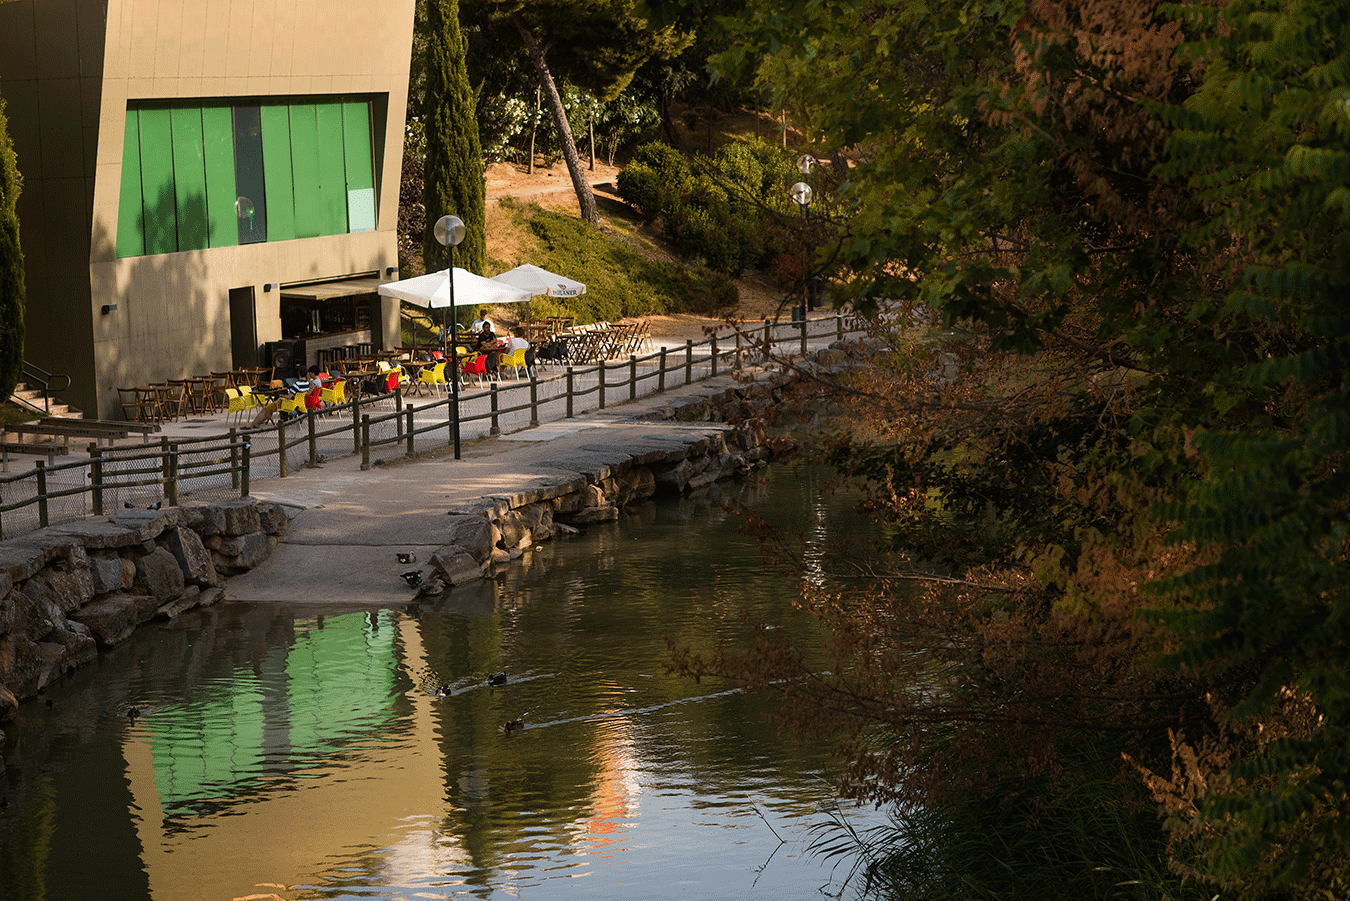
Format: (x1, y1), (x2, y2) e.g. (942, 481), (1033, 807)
(116, 97), (378, 258)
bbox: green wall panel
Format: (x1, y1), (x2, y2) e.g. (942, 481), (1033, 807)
(171, 107), (209, 251)
(260, 104), (296, 242)
(343, 101), (375, 232)
(289, 104), (321, 239)
(116, 113), (145, 258)
(202, 105), (238, 248)
(316, 102), (348, 236)
(115, 95), (381, 257)
(138, 108), (178, 255)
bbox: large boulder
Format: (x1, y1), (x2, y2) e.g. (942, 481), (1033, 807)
(164, 526), (219, 587)
(70, 594), (161, 647)
(430, 548), (485, 585)
(444, 515), (494, 564)
(136, 547), (186, 599)
(88, 551), (126, 595)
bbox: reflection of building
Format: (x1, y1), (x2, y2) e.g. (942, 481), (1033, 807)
(0, 1), (413, 417)
(124, 611), (466, 897)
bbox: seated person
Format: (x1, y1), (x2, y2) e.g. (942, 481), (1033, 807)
(506, 326), (536, 368)
(469, 312), (495, 335)
(474, 322), (501, 375)
(304, 366), (327, 410)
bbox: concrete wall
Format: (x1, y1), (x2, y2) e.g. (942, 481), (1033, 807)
(0, 0), (415, 418)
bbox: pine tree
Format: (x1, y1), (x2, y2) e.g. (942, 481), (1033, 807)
(422, 0), (486, 276)
(0, 90), (25, 401)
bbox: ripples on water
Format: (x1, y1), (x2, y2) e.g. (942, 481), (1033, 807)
(0, 466), (883, 901)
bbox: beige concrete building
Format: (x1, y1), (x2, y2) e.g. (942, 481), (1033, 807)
(0, 0), (415, 418)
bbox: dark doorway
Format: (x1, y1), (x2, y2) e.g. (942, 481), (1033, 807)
(229, 287), (259, 369)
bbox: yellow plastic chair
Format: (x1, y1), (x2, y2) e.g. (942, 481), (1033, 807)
(501, 347), (529, 380)
(278, 392), (307, 417)
(225, 387), (260, 426)
(320, 378), (348, 408)
(418, 361), (448, 395)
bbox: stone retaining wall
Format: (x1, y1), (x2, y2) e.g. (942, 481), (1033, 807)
(415, 419), (779, 597)
(0, 499), (291, 721)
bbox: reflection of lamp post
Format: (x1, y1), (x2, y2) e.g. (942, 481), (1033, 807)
(434, 214), (466, 460)
(789, 174), (813, 323)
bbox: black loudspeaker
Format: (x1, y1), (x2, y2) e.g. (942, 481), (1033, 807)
(268, 339), (304, 378)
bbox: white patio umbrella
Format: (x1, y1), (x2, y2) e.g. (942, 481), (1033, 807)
(490, 263), (587, 298)
(377, 268), (532, 309)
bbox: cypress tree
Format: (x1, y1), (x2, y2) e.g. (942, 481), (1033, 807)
(422, 0), (486, 276)
(0, 91), (25, 401)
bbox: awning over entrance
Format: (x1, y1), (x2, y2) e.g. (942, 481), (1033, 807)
(280, 276), (388, 302)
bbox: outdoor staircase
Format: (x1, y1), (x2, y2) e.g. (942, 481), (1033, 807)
(6, 381), (83, 446)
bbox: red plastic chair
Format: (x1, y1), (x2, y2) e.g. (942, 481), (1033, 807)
(460, 353), (488, 387)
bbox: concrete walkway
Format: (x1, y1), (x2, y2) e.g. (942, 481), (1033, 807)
(225, 372), (750, 606)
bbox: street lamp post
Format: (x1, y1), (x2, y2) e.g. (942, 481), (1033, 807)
(435, 214), (466, 460)
(789, 155), (815, 322)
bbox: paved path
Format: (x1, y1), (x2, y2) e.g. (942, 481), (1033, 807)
(226, 372), (748, 606)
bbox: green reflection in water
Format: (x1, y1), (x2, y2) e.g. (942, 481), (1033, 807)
(146, 610), (402, 821)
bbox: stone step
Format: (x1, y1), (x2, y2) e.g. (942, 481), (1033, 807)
(9, 382), (81, 421)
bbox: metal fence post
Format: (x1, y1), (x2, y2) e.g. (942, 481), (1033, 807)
(735, 331), (743, 370)
(490, 384), (501, 436)
(685, 340), (693, 385)
(566, 366), (575, 418)
(241, 439), (251, 497)
(308, 411), (317, 466)
(711, 336), (719, 377)
(764, 319), (772, 360)
(395, 390), (404, 441)
(629, 356), (638, 400)
(406, 405), (415, 456)
(658, 347), (667, 393)
(598, 361), (606, 410)
(837, 312), (844, 340)
(800, 316), (808, 357)
(36, 462), (49, 528)
(530, 376), (539, 426)
(90, 445), (104, 515)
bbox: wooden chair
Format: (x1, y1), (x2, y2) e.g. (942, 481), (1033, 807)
(195, 375), (224, 413)
(117, 387), (144, 422)
(136, 385), (168, 423)
(168, 378), (197, 416)
(151, 382), (188, 421)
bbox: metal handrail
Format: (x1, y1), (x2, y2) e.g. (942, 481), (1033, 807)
(19, 360), (73, 414)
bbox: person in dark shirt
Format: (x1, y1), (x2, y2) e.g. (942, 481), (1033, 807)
(475, 322), (501, 376)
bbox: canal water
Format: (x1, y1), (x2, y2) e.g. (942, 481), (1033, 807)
(1, 466), (882, 901)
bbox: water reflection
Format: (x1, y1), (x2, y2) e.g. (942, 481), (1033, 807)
(1, 466), (879, 900)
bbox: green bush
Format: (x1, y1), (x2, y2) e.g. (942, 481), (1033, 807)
(630, 141), (689, 187)
(713, 141), (765, 204)
(615, 161), (664, 224)
(616, 138), (802, 278)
